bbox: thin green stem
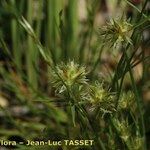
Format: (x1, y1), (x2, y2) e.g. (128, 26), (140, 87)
(10, 0), (21, 69)
(124, 51), (146, 150)
(27, 0), (38, 89)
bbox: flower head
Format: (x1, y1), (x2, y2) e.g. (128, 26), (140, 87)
(88, 81), (116, 115)
(112, 118), (131, 142)
(130, 136), (143, 150)
(51, 61), (88, 93)
(118, 91), (136, 112)
(99, 17), (133, 48)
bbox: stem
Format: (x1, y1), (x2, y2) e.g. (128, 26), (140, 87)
(10, 0), (21, 69)
(27, 0), (38, 89)
(124, 51), (146, 150)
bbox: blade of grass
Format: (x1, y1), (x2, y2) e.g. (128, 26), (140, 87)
(59, 0), (78, 62)
(124, 51), (147, 150)
(46, 0), (63, 63)
(18, 16), (52, 66)
(67, 0), (78, 59)
(26, 0), (38, 89)
(10, 0), (21, 69)
(125, 0), (150, 21)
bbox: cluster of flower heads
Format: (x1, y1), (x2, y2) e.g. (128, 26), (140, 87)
(99, 17), (133, 48)
(51, 61), (142, 149)
(51, 61), (137, 117)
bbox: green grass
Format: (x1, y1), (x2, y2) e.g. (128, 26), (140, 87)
(0, 0), (150, 149)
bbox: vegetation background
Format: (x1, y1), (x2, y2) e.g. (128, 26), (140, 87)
(0, 0), (150, 149)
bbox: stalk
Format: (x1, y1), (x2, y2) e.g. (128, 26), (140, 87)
(27, 0), (38, 89)
(47, 0), (62, 63)
(124, 51), (146, 150)
(10, 0), (21, 69)
(67, 0), (78, 59)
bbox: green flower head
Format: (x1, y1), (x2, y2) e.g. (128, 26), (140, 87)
(51, 61), (88, 93)
(118, 91), (136, 111)
(99, 17), (133, 48)
(88, 81), (116, 115)
(112, 118), (131, 142)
